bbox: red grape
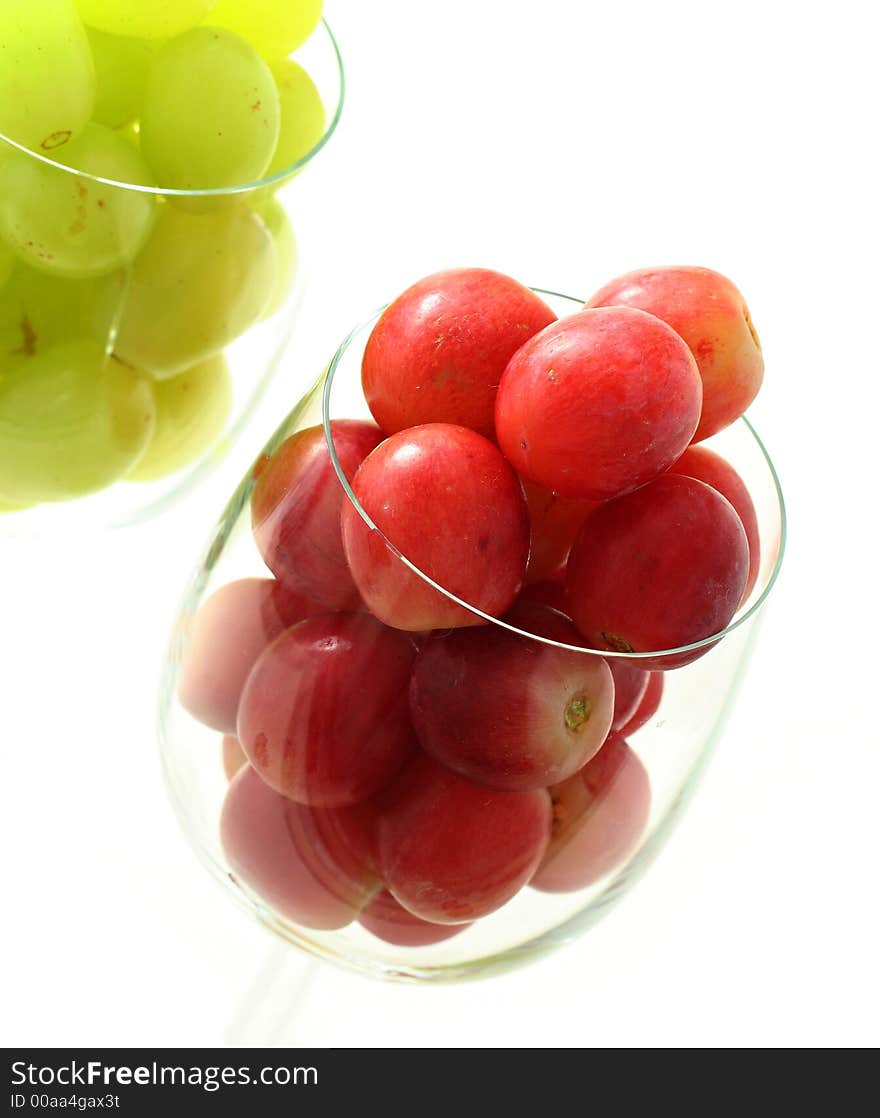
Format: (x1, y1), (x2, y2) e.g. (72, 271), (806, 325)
(618, 672), (664, 736)
(220, 766), (381, 929)
(238, 613), (417, 806)
(531, 734), (651, 893)
(504, 601), (648, 732)
(566, 474), (748, 669)
(515, 579), (571, 616)
(376, 753), (551, 923)
(359, 890), (472, 948)
(179, 577), (325, 734)
(495, 307), (702, 500)
(410, 624), (614, 791)
(501, 598), (582, 642)
(362, 268), (556, 438)
(251, 420), (383, 610)
(341, 423), (529, 630)
(586, 265), (763, 442)
(521, 478), (598, 584)
(667, 444), (761, 604)
(609, 660), (649, 732)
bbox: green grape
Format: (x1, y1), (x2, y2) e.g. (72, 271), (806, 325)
(252, 197), (298, 318)
(87, 28), (155, 129)
(0, 3), (93, 154)
(0, 264), (111, 368)
(140, 28), (280, 191)
(103, 203), (276, 378)
(265, 59), (325, 181)
(128, 354), (232, 481)
(75, 0), (216, 40)
(209, 0), (323, 61)
(0, 0), (96, 154)
(0, 123), (156, 279)
(0, 339), (156, 503)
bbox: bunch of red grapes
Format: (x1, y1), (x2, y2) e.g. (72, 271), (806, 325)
(180, 264), (764, 947)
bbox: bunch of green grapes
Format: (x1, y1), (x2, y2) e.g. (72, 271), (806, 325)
(0, 0), (325, 508)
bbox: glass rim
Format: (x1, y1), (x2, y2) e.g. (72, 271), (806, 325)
(0, 18), (345, 199)
(321, 286), (788, 663)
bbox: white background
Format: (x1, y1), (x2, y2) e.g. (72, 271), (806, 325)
(2, 0), (878, 1047)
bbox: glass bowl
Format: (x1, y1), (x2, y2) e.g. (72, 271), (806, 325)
(159, 289), (786, 982)
(0, 17), (344, 529)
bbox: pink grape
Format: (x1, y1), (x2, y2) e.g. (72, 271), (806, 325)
(237, 613), (417, 806)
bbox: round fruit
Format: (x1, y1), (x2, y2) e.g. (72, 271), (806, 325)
(0, 123), (156, 279)
(208, 0), (323, 60)
(362, 268), (556, 438)
(265, 58), (326, 180)
(75, 0), (216, 40)
(178, 577), (325, 734)
(251, 420), (383, 610)
(565, 474), (748, 668)
(586, 265), (763, 442)
(221, 766), (380, 930)
(618, 672), (664, 737)
(341, 423), (529, 630)
(0, 339), (155, 503)
(0, 0), (95, 154)
(140, 27), (280, 191)
(376, 753), (552, 924)
(127, 354), (232, 482)
(515, 579), (570, 616)
(237, 613), (416, 807)
(359, 890), (472, 948)
(410, 625), (614, 791)
(521, 478), (598, 584)
(102, 202), (276, 379)
(495, 306), (703, 500)
(609, 659), (649, 732)
(532, 734), (651, 893)
(667, 444), (761, 604)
